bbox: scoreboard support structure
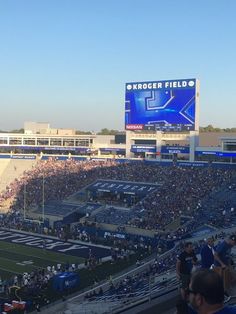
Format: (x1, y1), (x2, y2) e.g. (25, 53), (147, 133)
(125, 130), (199, 162)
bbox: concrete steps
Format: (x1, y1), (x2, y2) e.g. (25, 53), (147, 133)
(0, 159), (37, 193)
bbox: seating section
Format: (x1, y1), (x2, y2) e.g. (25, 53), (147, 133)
(89, 206), (144, 226)
(35, 201), (101, 217)
(35, 200), (79, 217)
(0, 159), (236, 231)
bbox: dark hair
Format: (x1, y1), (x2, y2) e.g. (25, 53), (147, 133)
(184, 242), (192, 248)
(191, 269), (224, 304)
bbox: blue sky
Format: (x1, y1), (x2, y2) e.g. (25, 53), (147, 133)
(0, 0), (236, 131)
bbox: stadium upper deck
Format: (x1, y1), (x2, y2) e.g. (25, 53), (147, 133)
(0, 132), (236, 163)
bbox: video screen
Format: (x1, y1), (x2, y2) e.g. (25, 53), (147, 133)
(125, 79), (197, 131)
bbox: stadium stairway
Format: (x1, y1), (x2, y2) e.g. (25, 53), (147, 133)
(0, 159), (10, 179)
(0, 159), (37, 193)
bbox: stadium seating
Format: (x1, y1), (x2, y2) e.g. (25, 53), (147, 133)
(1, 159), (236, 232)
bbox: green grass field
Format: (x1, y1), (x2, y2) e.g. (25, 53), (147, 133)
(0, 239), (150, 309)
(0, 241), (85, 280)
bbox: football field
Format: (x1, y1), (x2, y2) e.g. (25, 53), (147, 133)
(0, 229), (111, 280)
(0, 240), (84, 280)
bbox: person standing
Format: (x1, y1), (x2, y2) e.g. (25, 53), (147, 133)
(214, 234), (236, 292)
(176, 242), (198, 300)
(200, 237), (215, 269)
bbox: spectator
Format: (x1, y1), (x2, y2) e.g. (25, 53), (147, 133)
(188, 269), (236, 314)
(1, 160), (235, 233)
(200, 237), (215, 269)
(176, 242), (198, 300)
(214, 235), (236, 292)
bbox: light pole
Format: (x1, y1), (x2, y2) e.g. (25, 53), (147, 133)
(23, 183), (26, 220)
(42, 174), (45, 223)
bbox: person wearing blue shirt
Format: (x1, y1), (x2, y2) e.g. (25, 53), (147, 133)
(214, 235), (236, 292)
(188, 269), (236, 314)
(201, 237), (215, 269)
(214, 235), (236, 268)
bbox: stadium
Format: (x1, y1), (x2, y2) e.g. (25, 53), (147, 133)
(0, 79), (236, 314)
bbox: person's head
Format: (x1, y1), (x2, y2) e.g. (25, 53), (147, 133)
(184, 242), (193, 254)
(206, 237), (214, 247)
(188, 269), (224, 312)
(228, 234), (236, 246)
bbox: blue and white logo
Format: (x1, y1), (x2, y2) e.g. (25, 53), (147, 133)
(126, 79), (196, 91)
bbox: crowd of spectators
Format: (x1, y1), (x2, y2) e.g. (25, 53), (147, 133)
(0, 258), (85, 312)
(0, 159), (235, 234)
(84, 250), (180, 302)
(0, 159), (235, 313)
(84, 231), (233, 304)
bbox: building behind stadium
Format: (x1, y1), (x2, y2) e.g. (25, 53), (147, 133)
(0, 78), (236, 163)
(0, 121), (235, 164)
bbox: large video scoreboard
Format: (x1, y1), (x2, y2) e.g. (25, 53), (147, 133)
(125, 78), (199, 132)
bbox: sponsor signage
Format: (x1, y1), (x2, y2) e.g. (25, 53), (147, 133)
(0, 145), (90, 152)
(125, 78), (199, 131)
(196, 151), (236, 157)
(131, 145), (156, 153)
(177, 162), (208, 167)
(161, 146), (190, 154)
(100, 148), (125, 152)
(11, 155), (36, 159)
(53, 272), (80, 292)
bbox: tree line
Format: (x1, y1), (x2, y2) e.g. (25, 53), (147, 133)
(0, 126), (236, 134)
(199, 125), (236, 132)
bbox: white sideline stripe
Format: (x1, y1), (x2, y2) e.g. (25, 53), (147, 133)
(0, 265), (22, 275)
